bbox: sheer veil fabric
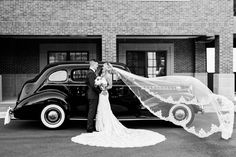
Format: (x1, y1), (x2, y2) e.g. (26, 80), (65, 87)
(112, 67), (234, 140)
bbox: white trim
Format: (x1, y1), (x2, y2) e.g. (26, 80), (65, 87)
(172, 73), (194, 76)
(214, 74), (235, 101)
(117, 35), (198, 39)
(129, 0), (190, 1)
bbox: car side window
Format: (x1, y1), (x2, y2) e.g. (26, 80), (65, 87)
(72, 69), (88, 82)
(48, 70), (67, 82)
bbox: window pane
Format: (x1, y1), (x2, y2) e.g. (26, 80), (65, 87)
(48, 52), (67, 63)
(72, 69), (88, 81)
(70, 53), (76, 61)
(147, 52), (154, 59)
(70, 52), (88, 61)
(48, 70), (67, 82)
(76, 53), (82, 61)
(147, 52), (157, 77)
(156, 51), (166, 76)
(82, 52), (88, 60)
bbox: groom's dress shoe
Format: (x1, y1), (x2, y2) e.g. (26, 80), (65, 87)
(87, 128), (96, 133)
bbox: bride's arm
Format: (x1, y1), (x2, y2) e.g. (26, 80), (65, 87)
(106, 73), (113, 90)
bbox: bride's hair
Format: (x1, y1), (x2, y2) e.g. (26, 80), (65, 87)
(96, 66), (103, 76)
(103, 62), (113, 73)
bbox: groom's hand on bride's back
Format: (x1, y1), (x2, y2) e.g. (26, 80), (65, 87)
(96, 86), (102, 94)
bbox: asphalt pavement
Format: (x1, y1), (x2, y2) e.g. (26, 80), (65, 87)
(0, 118), (236, 157)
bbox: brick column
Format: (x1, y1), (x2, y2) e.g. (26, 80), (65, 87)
(194, 42), (207, 86)
(214, 35), (234, 100)
(102, 34), (116, 62)
(0, 75), (2, 101)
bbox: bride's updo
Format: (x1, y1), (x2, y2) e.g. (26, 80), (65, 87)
(101, 62), (113, 89)
(102, 62), (113, 74)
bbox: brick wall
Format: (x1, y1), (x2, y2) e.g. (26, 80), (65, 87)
(0, 38), (39, 74)
(215, 34), (234, 73)
(174, 39), (195, 73)
(0, 38), (39, 99)
(195, 42), (206, 73)
(0, 0), (233, 34)
(2, 74), (36, 100)
(0, 0), (233, 67)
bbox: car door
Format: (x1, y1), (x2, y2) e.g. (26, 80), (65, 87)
(109, 66), (156, 118)
(109, 67), (142, 118)
(68, 67), (89, 117)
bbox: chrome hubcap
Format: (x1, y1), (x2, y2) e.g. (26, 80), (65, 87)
(174, 109), (186, 120)
(48, 111), (59, 122)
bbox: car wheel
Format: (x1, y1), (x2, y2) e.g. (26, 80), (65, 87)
(169, 104), (195, 126)
(40, 104), (66, 129)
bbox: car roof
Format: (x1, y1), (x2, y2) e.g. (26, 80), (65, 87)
(44, 61), (129, 70)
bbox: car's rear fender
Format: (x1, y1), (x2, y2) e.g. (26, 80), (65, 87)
(14, 89), (70, 112)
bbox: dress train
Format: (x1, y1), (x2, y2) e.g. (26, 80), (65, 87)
(71, 92), (166, 148)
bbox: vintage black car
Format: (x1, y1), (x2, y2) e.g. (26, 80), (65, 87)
(12, 61), (202, 129)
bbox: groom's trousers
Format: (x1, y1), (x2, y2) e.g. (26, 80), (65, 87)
(87, 99), (98, 131)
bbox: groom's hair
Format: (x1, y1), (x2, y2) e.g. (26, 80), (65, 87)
(89, 59), (97, 65)
(90, 59), (97, 62)
(89, 59), (98, 69)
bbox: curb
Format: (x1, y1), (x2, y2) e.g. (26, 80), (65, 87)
(0, 112), (6, 119)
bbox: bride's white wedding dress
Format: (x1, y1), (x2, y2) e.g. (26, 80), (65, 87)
(71, 77), (166, 148)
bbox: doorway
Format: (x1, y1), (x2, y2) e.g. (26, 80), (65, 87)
(126, 51), (167, 77)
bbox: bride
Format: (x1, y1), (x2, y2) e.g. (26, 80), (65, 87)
(71, 62), (166, 148)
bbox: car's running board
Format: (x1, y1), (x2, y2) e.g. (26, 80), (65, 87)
(70, 117), (160, 121)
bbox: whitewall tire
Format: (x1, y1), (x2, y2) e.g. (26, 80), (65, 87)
(169, 104), (194, 126)
(40, 104), (66, 129)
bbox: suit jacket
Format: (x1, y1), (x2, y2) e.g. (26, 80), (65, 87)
(85, 69), (101, 100)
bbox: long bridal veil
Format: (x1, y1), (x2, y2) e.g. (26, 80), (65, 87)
(113, 67), (234, 139)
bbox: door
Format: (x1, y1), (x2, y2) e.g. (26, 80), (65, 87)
(69, 67), (89, 117)
(126, 51), (167, 78)
(126, 51), (146, 76)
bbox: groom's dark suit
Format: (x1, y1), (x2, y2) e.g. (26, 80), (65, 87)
(85, 68), (101, 132)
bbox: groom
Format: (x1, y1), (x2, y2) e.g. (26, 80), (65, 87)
(85, 59), (101, 132)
